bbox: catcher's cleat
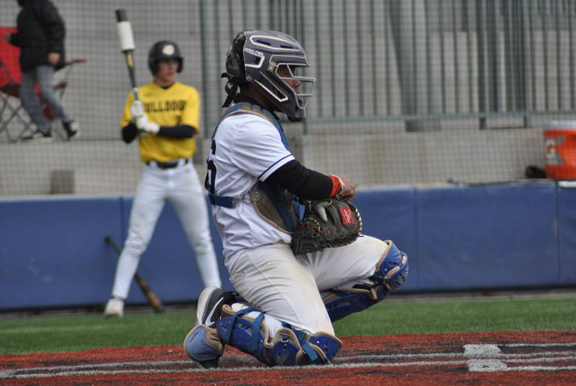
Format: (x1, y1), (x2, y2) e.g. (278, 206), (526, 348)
(104, 297), (124, 317)
(183, 324), (224, 369)
(196, 286), (235, 327)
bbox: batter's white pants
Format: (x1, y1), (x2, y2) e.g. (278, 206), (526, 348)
(226, 236), (387, 336)
(111, 162), (221, 299)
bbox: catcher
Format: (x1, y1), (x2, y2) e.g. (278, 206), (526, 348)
(184, 30), (409, 368)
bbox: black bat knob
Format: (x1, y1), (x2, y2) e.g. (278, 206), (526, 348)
(115, 9), (128, 22)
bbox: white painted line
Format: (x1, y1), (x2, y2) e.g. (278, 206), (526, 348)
(507, 366), (576, 372)
(504, 343), (576, 347)
(0, 360), (471, 379)
(3, 358), (576, 380)
(3, 343), (576, 380)
(6, 351), (576, 378)
(507, 356), (576, 364)
(334, 353), (463, 361)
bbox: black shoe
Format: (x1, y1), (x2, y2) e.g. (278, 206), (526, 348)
(22, 129), (53, 142)
(196, 286), (235, 327)
(62, 120), (80, 141)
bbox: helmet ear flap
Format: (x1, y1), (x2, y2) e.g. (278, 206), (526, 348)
(221, 32), (248, 107)
(224, 32), (247, 81)
(224, 50), (244, 79)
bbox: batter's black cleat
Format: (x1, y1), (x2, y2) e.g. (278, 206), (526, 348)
(196, 286), (235, 327)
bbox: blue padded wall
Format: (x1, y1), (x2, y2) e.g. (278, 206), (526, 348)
(416, 184), (558, 291)
(0, 197), (124, 310)
(353, 188), (419, 291)
(557, 185), (576, 285)
(1, 182), (574, 311)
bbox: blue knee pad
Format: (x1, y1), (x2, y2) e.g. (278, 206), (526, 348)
(215, 307), (342, 366)
(324, 240), (408, 322)
(371, 240), (409, 291)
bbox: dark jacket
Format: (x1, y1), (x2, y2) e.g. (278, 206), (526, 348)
(9, 0), (66, 71)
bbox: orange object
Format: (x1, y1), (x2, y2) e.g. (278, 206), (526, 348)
(544, 122), (576, 179)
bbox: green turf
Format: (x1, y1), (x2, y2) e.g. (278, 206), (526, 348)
(1, 296), (575, 355)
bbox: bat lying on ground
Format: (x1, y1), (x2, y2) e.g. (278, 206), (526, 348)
(105, 235), (165, 313)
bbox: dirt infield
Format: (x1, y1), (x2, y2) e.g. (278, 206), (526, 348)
(1, 331), (575, 385)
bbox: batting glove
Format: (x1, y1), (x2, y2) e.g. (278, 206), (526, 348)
(135, 115), (160, 135)
(130, 100), (145, 118)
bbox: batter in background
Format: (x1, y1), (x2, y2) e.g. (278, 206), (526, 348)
(104, 40), (221, 317)
(183, 30), (409, 367)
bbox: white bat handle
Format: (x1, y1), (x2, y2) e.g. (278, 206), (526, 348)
(117, 21), (135, 52)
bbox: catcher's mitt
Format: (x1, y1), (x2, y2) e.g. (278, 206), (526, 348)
(291, 198), (362, 256)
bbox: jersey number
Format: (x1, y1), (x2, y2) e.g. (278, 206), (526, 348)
(205, 140), (217, 195)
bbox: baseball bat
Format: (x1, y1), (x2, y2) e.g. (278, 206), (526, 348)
(105, 236), (165, 313)
(115, 9), (139, 101)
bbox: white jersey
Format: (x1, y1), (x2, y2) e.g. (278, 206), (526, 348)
(208, 112), (295, 266)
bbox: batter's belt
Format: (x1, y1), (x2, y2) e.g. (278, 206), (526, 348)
(145, 158), (190, 170)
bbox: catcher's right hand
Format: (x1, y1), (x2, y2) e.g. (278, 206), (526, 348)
(338, 175), (356, 199)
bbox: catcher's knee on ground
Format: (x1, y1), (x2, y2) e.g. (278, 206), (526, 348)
(183, 324), (224, 369)
(216, 305), (342, 366)
(324, 240), (409, 322)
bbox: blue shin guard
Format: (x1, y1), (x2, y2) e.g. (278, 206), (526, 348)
(324, 285), (387, 323)
(324, 240), (409, 322)
(215, 306), (342, 366)
(216, 307), (270, 364)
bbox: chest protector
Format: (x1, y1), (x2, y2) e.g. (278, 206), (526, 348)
(206, 103), (300, 233)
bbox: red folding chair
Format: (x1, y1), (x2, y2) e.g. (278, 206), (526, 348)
(0, 26), (85, 142)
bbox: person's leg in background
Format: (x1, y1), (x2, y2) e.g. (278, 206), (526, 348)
(35, 65), (80, 140)
(104, 168), (167, 316)
(19, 67), (52, 140)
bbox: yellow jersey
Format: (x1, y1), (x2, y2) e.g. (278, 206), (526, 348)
(121, 82), (200, 163)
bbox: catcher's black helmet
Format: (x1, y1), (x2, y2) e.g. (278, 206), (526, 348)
(222, 30), (315, 122)
(148, 40), (183, 75)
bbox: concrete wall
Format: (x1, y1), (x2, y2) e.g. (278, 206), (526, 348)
(0, 127), (546, 196)
(0, 0), (560, 196)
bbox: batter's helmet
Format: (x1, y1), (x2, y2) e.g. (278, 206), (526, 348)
(222, 30), (315, 122)
(148, 40), (183, 75)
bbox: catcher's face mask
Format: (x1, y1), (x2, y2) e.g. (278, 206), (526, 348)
(241, 30), (316, 122)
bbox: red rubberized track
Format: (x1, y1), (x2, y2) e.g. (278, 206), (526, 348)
(1, 331), (575, 385)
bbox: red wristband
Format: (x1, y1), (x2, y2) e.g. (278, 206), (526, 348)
(330, 175), (343, 197)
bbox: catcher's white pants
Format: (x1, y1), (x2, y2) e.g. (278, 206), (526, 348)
(226, 236), (387, 336)
(111, 162), (221, 299)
